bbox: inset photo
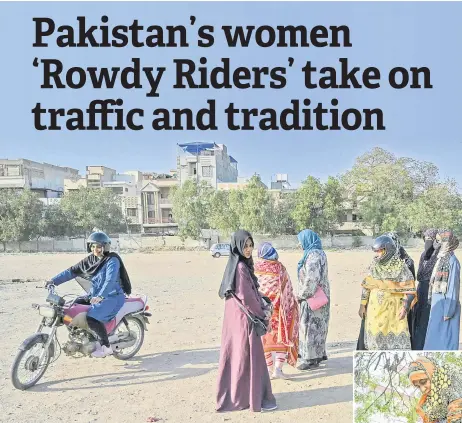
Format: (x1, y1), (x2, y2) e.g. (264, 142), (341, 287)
(354, 352), (462, 423)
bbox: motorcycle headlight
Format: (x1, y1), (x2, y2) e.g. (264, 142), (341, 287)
(39, 305), (56, 319)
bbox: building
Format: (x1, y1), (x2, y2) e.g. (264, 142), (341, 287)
(85, 166), (117, 188)
(0, 158), (80, 198)
(177, 142), (238, 188)
(64, 165), (118, 192)
(267, 173), (297, 201)
(64, 167), (179, 234)
(334, 198), (373, 235)
(139, 175), (178, 234)
(270, 174), (291, 190)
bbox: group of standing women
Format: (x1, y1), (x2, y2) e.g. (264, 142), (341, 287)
(215, 229), (330, 413)
(357, 228), (461, 351)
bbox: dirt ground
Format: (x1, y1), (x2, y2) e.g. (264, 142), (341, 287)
(0, 249), (425, 423)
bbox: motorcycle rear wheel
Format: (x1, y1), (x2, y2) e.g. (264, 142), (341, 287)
(11, 338), (52, 390)
(112, 316), (145, 360)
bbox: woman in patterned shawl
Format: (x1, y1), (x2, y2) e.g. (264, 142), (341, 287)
(297, 229), (330, 371)
(424, 230), (461, 350)
(412, 229), (441, 350)
(359, 234), (416, 350)
(384, 232), (417, 348)
(408, 357), (462, 423)
(254, 242), (299, 380)
(384, 232), (416, 279)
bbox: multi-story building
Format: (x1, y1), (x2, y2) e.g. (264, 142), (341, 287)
(139, 175), (178, 234)
(270, 174), (291, 190)
(64, 165), (118, 192)
(85, 166), (117, 188)
(177, 142), (238, 188)
(0, 158), (80, 198)
(64, 167), (179, 234)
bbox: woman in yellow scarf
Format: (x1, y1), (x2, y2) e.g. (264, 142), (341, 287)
(409, 357), (462, 423)
(358, 234), (416, 350)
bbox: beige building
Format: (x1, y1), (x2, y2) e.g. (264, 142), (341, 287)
(138, 176), (177, 233)
(0, 158), (79, 198)
(64, 167), (178, 234)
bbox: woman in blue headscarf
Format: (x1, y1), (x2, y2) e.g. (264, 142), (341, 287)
(297, 229), (330, 370)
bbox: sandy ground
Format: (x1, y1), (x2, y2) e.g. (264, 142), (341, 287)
(0, 249), (427, 423)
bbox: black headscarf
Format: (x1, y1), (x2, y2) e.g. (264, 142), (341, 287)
(69, 252), (132, 295)
(417, 228), (440, 282)
(218, 230), (259, 299)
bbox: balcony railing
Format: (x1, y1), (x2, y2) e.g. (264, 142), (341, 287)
(144, 217), (175, 224)
(159, 198), (172, 204)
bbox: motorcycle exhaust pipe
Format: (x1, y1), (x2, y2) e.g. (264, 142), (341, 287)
(108, 334), (120, 343)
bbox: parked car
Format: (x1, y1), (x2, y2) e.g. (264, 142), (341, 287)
(210, 243), (231, 258)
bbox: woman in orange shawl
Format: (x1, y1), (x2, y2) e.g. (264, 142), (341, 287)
(254, 242), (299, 380)
(408, 357), (462, 423)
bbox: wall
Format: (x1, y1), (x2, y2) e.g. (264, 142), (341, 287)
(0, 238), (86, 252)
(0, 235), (424, 253)
(221, 235), (425, 250)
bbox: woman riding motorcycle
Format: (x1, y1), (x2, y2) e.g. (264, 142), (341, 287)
(46, 231), (131, 358)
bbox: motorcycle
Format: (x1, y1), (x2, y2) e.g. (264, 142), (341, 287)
(11, 277), (151, 390)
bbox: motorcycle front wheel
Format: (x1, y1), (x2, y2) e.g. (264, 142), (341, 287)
(11, 337), (52, 390)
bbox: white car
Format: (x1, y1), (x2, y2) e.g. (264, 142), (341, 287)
(210, 243), (231, 258)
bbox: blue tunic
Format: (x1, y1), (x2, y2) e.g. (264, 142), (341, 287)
(424, 255), (461, 350)
(52, 256), (125, 323)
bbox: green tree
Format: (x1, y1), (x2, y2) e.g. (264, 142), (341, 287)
(16, 190), (46, 241)
(291, 176), (324, 232)
(406, 180), (462, 235)
(239, 175), (273, 234)
(0, 189), (21, 247)
(321, 176), (345, 236)
(171, 180), (214, 240)
(342, 148), (415, 235)
(60, 187), (125, 237)
(401, 157), (439, 194)
(40, 203), (73, 238)
(268, 191), (297, 236)
(208, 190), (240, 237)
(0, 189), (45, 247)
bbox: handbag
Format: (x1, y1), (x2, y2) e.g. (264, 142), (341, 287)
(231, 293), (270, 337)
(307, 286), (328, 311)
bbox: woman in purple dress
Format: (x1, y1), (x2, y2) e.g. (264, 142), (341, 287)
(216, 230), (277, 413)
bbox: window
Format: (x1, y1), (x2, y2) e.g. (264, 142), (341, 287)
(111, 187), (123, 194)
(352, 214), (357, 222)
(148, 211), (155, 218)
(125, 188), (128, 192)
(7, 165), (21, 176)
(146, 193), (154, 205)
(202, 166), (213, 177)
(126, 208), (137, 217)
(189, 163), (197, 176)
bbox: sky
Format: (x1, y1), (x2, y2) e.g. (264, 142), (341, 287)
(0, 2), (461, 187)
